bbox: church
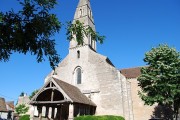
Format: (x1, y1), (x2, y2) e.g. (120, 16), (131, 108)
(29, 0), (156, 120)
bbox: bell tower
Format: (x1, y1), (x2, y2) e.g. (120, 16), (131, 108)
(69, 0), (96, 51)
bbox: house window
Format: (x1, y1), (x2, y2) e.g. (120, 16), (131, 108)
(77, 50), (80, 58)
(76, 68), (82, 84)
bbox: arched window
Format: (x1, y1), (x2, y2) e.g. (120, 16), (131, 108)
(76, 68), (82, 84)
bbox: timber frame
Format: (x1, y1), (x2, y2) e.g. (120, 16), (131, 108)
(29, 77), (96, 120)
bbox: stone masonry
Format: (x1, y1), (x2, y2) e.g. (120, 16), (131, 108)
(43, 0), (159, 120)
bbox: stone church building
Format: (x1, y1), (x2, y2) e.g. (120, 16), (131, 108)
(30, 0), (156, 120)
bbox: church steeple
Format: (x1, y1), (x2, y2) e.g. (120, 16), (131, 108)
(69, 0), (96, 51)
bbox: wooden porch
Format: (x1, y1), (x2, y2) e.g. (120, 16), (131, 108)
(29, 77), (96, 120)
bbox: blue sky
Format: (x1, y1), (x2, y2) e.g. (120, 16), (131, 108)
(0, 0), (180, 102)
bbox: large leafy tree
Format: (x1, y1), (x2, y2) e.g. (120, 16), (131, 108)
(0, 0), (104, 69)
(138, 45), (180, 119)
(0, 0), (61, 69)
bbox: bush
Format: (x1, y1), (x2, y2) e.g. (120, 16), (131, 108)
(15, 104), (29, 115)
(74, 115), (125, 120)
(19, 115), (30, 120)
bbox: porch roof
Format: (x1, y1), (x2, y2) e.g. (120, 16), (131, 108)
(53, 78), (96, 106)
(29, 77), (96, 107)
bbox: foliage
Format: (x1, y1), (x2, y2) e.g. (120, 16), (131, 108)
(0, 1), (105, 70)
(74, 115), (125, 120)
(29, 89), (39, 99)
(19, 115), (30, 120)
(0, 0), (61, 69)
(66, 20), (105, 45)
(15, 104), (29, 115)
(20, 92), (25, 97)
(138, 44), (180, 119)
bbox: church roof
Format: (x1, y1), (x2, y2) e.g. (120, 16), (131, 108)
(53, 78), (96, 106)
(0, 97), (7, 112)
(120, 67), (142, 79)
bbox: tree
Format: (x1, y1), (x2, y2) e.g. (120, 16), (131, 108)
(29, 89), (39, 100)
(66, 20), (105, 45)
(20, 92), (25, 97)
(0, 0), (60, 69)
(0, 0), (105, 69)
(138, 44), (180, 120)
(15, 104), (29, 115)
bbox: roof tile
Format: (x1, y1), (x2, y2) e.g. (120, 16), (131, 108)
(53, 78), (96, 106)
(120, 67), (142, 79)
(0, 97), (7, 112)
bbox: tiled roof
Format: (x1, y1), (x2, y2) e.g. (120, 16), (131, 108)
(6, 101), (14, 111)
(120, 67), (142, 79)
(0, 97), (7, 112)
(30, 77), (96, 107)
(53, 78), (96, 106)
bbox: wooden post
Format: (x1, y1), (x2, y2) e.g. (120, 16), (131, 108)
(56, 106), (61, 120)
(45, 106), (49, 118)
(30, 106), (34, 120)
(37, 106), (42, 120)
(51, 107), (55, 119)
(51, 90), (54, 101)
(68, 104), (74, 120)
(60, 105), (62, 120)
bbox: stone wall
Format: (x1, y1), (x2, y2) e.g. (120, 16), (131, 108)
(128, 78), (155, 120)
(45, 45), (133, 120)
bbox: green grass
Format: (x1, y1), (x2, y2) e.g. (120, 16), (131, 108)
(19, 115), (30, 120)
(74, 115), (125, 120)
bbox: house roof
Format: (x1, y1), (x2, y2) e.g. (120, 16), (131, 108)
(0, 97), (7, 112)
(53, 78), (96, 106)
(6, 101), (14, 111)
(120, 67), (142, 79)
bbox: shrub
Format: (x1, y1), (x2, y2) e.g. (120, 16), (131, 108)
(15, 104), (29, 115)
(74, 115), (125, 120)
(19, 115), (30, 120)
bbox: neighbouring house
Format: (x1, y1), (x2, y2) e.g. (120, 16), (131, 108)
(0, 97), (7, 119)
(17, 94), (30, 106)
(0, 97), (14, 120)
(16, 94), (31, 115)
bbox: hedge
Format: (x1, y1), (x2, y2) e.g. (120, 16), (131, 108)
(74, 115), (125, 120)
(19, 115), (30, 120)
(18, 115), (125, 120)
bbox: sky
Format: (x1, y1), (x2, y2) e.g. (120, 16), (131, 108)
(0, 0), (180, 103)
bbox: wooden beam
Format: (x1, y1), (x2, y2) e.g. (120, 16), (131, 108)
(43, 87), (57, 90)
(51, 90), (54, 101)
(31, 100), (71, 104)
